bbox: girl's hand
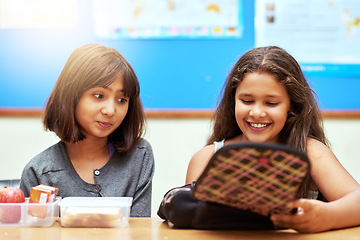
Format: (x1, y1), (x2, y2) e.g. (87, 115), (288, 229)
(270, 199), (335, 233)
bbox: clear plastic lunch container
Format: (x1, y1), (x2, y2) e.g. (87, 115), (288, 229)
(0, 198), (61, 227)
(58, 197), (132, 228)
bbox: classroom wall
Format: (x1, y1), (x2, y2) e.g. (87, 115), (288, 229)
(1, 0), (359, 111)
(0, 116), (360, 217)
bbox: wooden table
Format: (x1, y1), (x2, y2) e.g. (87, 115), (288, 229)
(1, 217), (360, 240)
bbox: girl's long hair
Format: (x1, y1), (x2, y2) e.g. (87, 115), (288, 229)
(208, 46), (328, 197)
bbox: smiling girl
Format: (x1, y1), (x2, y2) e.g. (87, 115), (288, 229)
(20, 44), (154, 217)
(158, 46), (360, 232)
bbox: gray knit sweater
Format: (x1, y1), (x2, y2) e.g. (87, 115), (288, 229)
(20, 138), (154, 217)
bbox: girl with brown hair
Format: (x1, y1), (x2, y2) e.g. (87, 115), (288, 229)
(20, 44), (154, 217)
(185, 46), (360, 232)
(159, 46), (360, 232)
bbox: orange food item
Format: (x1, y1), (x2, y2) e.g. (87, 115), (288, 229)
(28, 185), (58, 218)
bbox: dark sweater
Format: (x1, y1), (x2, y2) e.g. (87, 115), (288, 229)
(20, 139), (154, 217)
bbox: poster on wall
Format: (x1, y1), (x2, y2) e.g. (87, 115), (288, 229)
(255, 0), (360, 77)
(92, 0), (244, 39)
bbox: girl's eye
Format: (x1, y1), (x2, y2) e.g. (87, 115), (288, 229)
(266, 102), (279, 106)
(93, 94), (104, 99)
(241, 99), (254, 104)
(118, 98), (128, 103)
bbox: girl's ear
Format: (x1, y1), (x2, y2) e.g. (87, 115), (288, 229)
(288, 110), (296, 118)
(287, 106), (296, 118)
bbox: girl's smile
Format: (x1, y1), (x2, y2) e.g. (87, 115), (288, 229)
(247, 122), (272, 132)
(235, 72), (290, 143)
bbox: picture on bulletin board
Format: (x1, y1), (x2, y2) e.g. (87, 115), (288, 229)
(92, 0), (244, 39)
(255, 0), (360, 78)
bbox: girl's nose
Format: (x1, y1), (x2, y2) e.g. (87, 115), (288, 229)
(249, 105), (266, 118)
(101, 101), (116, 116)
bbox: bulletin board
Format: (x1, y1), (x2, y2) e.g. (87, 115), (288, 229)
(0, 0), (359, 118)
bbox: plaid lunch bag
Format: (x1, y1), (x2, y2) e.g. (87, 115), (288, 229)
(158, 142), (310, 229)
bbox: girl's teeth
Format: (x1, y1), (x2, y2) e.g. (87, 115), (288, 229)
(250, 123), (267, 128)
